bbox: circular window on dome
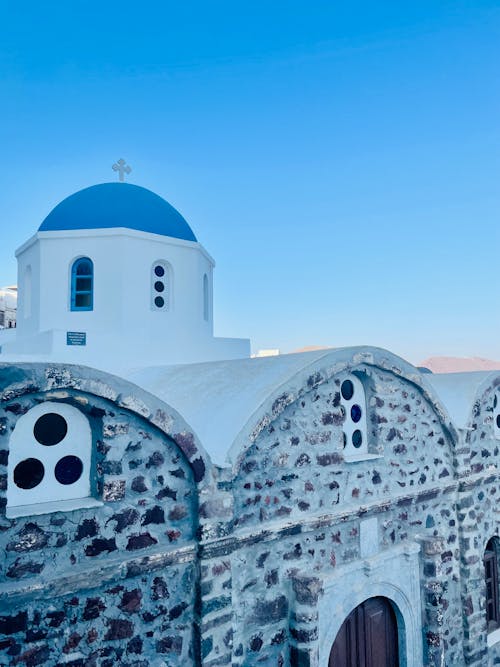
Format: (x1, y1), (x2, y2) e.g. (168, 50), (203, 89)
(55, 455), (83, 485)
(341, 380), (354, 401)
(154, 296), (164, 308)
(14, 458), (45, 489)
(154, 281), (164, 293)
(34, 413), (68, 446)
(154, 265), (165, 277)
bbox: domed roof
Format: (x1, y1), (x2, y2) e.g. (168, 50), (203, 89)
(38, 183), (197, 242)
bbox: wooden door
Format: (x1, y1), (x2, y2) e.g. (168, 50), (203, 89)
(328, 597), (399, 667)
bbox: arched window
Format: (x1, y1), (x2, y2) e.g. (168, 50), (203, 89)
(485, 538), (500, 632)
(71, 257), (94, 311)
(338, 374), (368, 459)
(152, 261), (170, 310)
(7, 402), (92, 516)
(203, 274), (209, 321)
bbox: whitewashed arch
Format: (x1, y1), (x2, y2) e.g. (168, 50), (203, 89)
(318, 542), (422, 667)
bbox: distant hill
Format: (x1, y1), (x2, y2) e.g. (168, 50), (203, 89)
(419, 356), (500, 373)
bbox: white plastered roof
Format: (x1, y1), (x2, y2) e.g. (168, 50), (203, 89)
(424, 371), (500, 430)
(125, 346), (448, 468)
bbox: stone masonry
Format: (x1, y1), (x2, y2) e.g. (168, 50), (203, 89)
(0, 351), (499, 666)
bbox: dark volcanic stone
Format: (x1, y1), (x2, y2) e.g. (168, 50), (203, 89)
(0, 611), (27, 635)
(146, 451), (164, 468)
(168, 602), (188, 620)
(126, 533), (157, 551)
(156, 636), (182, 654)
(131, 476), (148, 493)
(155, 486), (177, 501)
(75, 518), (99, 541)
(127, 636), (143, 654)
(46, 611), (66, 628)
(104, 619), (134, 641)
(14, 645), (50, 666)
(119, 588), (143, 613)
(141, 506), (165, 525)
(6, 558), (44, 579)
(292, 576), (322, 605)
(85, 538), (117, 557)
(251, 595), (288, 624)
(151, 577), (169, 600)
(249, 635), (263, 652)
(191, 456), (205, 482)
(168, 505), (187, 521)
(101, 460), (123, 475)
(83, 597), (106, 621)
(173, 432), (197, 458)
(107, 508), (139, 533)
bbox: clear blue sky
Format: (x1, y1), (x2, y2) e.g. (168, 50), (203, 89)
(1, 1), (499, 363)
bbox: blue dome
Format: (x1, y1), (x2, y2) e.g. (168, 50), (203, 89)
(38, 183), (197, 242)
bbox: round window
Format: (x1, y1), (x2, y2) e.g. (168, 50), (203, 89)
(350, 404), (362, 423)
(352, 430), (363, 448)
(154, 296), (164, 308)
(33, 413), (68, 446)
(154, 281), (164, 293)
(55, 456), (83, 485)
(341, 380), (354, 401)
(154, 265), (165, 277)
(14, 458), (45, 489)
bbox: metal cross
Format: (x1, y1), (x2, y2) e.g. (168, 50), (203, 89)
(112, 158), (132, 182)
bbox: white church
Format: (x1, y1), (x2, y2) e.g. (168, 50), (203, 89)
(0, 171), (500, 667)
(0, 179), (249, 370)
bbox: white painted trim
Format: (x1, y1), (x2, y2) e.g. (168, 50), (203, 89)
(488, 627), (500, 648)
(344, 453), (383, 463)
(318, 543), (422, 667)
(6, 497), (103, 518)
(17, 228), (216, 266)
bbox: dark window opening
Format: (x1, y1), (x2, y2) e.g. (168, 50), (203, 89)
(71, 257), (94, 311)
(14, 458), (45, 489)
(55, 455), (83, 485)
(33, 413), (68, 446)
(341, 380), (354, 401)
(352, 430), (363, 448)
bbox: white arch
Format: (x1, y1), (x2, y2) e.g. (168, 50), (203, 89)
(318, 543), (422, 667)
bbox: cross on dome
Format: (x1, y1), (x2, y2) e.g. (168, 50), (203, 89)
(112, 158), (132, 182)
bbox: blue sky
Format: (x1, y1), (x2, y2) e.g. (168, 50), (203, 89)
(0, 1), (499, 362)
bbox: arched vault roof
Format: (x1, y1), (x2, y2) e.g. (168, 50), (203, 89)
(425, 371), (500, 430)
(126, 346), (459, 469)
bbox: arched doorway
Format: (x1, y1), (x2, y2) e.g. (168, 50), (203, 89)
(328, 597), (399, 666)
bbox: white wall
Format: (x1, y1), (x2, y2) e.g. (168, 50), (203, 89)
(7, 227), (249, 369)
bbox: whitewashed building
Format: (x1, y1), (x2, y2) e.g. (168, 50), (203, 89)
(1, 182), (249, 370)
(0, 286), (17, 330)
(0, 178), (499, 667)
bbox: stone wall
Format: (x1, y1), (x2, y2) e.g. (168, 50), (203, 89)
(0, 365), (205, 667)
(1, 360), (500, 666)
(230, 363), (464, 665)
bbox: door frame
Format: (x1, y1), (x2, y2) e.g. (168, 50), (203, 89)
(318, 543), (422, 667)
